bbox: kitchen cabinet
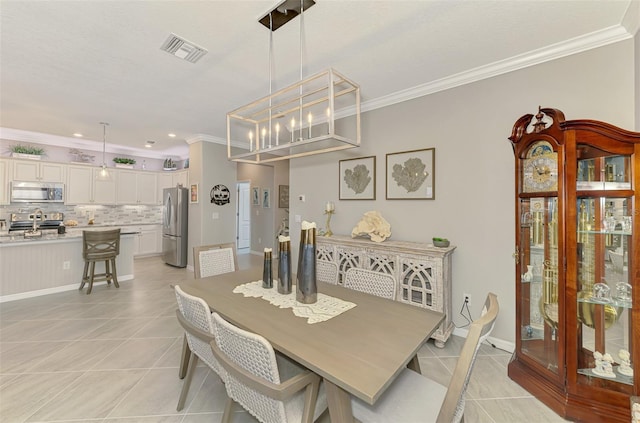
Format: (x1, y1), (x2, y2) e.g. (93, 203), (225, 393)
(173, 169), (189, 188)
(507, 107), (640, 422)
(12, 159), (65, 182)
(132, 224), (162, 256)
(116, 170), (157, 205)
(157, 169), (189, 205)
(66, 165), (116, 205)
(0, 159), (9, 205)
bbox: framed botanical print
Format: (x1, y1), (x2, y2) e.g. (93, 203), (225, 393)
(262, 188), (271, 208)
(278, 185), (290, 208)
(339, 156), (376, 200)
(386, 148), (435, 200)
(252, 186), (260, 206)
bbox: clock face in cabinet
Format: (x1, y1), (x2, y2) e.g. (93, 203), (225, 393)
(522, 141), (558, 193)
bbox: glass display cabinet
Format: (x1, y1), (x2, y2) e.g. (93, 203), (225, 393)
(507, 107), (639, 422)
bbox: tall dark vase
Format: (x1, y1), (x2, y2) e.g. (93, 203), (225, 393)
(262, 248), (273, 289)
(296, 225), (317, 304)
(278, 237), (292, 294)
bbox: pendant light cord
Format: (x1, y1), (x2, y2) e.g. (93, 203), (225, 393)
(298, 0), (305, 139)
(100, 122), (109, 167)
(268, 12), (273, 148)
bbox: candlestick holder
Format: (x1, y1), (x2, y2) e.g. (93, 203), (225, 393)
(324, 209), (335, 237)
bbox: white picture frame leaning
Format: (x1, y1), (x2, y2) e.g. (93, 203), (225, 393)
(339, 156), (376, 200)
(386, 148), (435, 200)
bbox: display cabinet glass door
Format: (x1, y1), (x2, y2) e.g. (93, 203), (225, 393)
(519, 196), (560, 374)
(575, 149), (634, 394)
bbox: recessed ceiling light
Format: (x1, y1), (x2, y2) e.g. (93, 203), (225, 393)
(145, 140), (156, 148)
(73, 133), (83, 137)
(168, 133), (176, 138)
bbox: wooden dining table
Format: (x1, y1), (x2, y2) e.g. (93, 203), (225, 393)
(178, 267), (445, 422)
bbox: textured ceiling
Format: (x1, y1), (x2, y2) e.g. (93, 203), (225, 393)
(0, 0), (637, 158)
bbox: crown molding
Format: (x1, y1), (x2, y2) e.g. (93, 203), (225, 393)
(1, 23), (634, 156)
(0, 127), (188, 159)
(361, 24), (633, 113)
(622, 0), (640, 36)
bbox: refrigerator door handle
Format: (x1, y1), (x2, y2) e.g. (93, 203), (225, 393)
(164, 193), (172, 228)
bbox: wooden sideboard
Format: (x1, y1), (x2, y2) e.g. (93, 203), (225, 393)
(316, 235), (455, 347)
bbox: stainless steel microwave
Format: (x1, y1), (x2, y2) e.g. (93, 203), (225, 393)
(10, 181), (65, 203)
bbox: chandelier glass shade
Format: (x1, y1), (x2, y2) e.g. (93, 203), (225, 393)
(227, 68), (360, 164)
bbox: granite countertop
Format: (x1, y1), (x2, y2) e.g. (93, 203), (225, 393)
(0, 226), (142, 245)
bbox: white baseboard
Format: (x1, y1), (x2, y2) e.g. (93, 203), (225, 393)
(452, 327), (515, 353)
(0, 275), (134, 303)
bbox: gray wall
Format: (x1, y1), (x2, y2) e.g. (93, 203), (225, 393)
(289, 39), (637, 345)
(188, 141), (237, 267)
(237, 160), (290, 254)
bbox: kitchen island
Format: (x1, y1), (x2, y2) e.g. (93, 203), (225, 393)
(0, 228), (138, 302)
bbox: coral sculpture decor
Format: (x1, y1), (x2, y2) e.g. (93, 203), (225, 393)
(351, 211), (391, 242)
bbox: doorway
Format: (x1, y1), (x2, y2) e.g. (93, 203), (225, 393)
(236, 181), (251, 253)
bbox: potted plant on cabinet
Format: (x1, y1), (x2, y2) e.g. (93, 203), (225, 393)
(10, 144), (46, 160)
(113, 157), (136, 169)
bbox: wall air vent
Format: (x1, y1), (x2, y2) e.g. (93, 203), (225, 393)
(160, 33), (208, 63)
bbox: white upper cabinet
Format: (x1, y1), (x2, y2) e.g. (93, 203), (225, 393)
(116, 170), (157, 205)
(0, 159), (9, 205)
(66, 165), (116, 205)
(12, 160), (65, 182)
(173, 169), (189, 188)
(137, 172), (157, 204)
(157, 170), (188, 205)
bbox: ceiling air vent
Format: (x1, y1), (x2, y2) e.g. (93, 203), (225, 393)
(160, 33), (208, 63)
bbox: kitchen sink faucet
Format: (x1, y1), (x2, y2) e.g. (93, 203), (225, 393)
(32, 209), (43, 231)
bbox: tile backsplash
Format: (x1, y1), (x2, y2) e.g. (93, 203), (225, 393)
(0, 204), (162, 226)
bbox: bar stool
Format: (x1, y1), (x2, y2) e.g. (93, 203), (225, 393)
(80, 228), (120, 295)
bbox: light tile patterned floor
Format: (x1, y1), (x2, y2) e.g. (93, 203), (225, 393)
(0, 255), (569, 422)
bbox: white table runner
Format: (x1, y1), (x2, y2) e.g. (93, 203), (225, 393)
(233, 280), (356, 324)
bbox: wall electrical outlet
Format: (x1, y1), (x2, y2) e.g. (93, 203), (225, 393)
(63, 261), (71, 270)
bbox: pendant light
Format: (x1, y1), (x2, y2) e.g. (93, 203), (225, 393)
(97, 122), (110, 180)
(226, 0), (360, 164)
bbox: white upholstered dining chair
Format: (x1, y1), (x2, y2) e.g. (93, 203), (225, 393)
(210, 312), (328, 423)
(351, 292), (499, 423)
(344, 267), (397, 300)
(181, 244), (237, 380)
(193, 243), (238, 279)
(316, 260), (339, 285)
(174, 285), (223, 411)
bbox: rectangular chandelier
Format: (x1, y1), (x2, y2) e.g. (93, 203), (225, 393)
(227, 68), (360, 164)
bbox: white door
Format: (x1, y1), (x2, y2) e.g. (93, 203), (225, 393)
(237, 182), (251, 250)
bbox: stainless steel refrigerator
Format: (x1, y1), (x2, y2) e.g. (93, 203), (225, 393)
(162, 186), (188, 267)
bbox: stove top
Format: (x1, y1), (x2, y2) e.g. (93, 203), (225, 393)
(9, 212), (64, 232)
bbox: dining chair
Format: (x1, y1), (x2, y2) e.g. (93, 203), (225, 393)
(79, 228), (120, 295)
(183, 243), (237, 377)
(193, 243), (238, 279)
(209, 312), (328, 423)
(316, 259), (339, 285)
(174, 285), (223, 411)
(351, 292), (499, 423)
(343, 267), (397, 300)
